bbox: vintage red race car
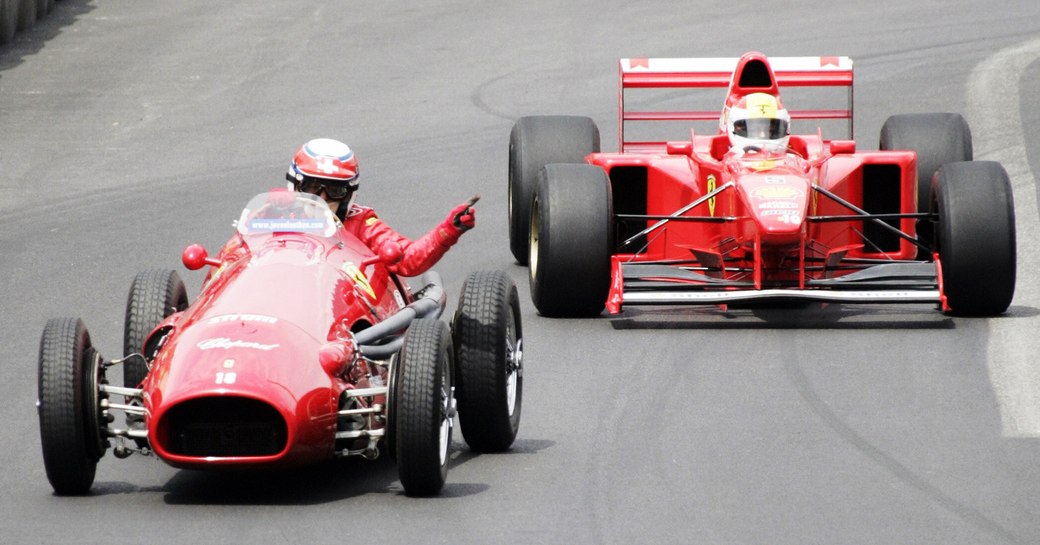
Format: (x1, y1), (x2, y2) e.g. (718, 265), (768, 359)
(508, 51), (1016, 317)
(38, 190), (524, 496)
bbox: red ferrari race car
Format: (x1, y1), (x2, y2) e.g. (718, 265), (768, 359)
(508, 51), (1016, 317)
(37, 190), (524, 496)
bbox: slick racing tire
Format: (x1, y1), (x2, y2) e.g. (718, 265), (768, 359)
(452, 270), (523, 452)
(933, 161), (1016, 316)
(36, 0), (52, 16)
(509, 115), (600, 265)
(395, 319), (454, 496)
(529, 163), (613, 317)
(0, 0), (18, 45)
(16, 0), (35, 32)
(123, 269), (189, 389)
(38, 318), (109, 495)
(880, 113), (972, 257)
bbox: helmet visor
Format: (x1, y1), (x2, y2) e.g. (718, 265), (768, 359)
(733, 118), (788, 140)
(298, 178), (353, 200)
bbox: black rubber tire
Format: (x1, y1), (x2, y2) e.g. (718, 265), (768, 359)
(38, 318), (106, 495)
(452, 270), (523, 452)
(529, 163), (613, 317)
(880, 113), (972, 256)
(932, 161), (1016, 316)
(123, 269), (188, 388)
(16, 0), (35, 32)
(509, 115), (600, 265)
(395, 319), (454, 496)
(0, 0), (18, 45)
(36, 0), (51, 16)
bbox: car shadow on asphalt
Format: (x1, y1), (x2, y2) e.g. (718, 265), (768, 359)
(108, 437), (557, 505)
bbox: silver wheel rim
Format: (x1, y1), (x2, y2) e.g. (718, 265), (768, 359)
(505, 318), (522, 416)
(438, 359), (453, 465)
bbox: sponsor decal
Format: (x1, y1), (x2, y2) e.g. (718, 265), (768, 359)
(707, 175), (717, 216)
(343, 262), (377, 300)
(758, 200), (800, 210)
(248, 218), (327, 232)
(748, 159), (778, 171)
(197, 338), (280, 351)
(753, 186), (802, 199)
(393, 288), (406, 309)
(207, 314), (278, 325)
(763, 176), (787, 184)
(365, 216), (379, 226)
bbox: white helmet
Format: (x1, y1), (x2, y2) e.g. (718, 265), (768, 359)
(726, 92), (791, 153)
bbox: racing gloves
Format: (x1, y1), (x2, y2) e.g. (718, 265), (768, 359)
(437, 199), (477, 245)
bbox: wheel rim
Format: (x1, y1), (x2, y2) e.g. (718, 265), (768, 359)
(505, 316), (522, 417)
(84, 349), (108, 459)
(438, 358), (453, 465)
(529, 198), (540, 277)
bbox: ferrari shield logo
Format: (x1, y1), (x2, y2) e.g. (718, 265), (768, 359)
(707, 175), (717, 216)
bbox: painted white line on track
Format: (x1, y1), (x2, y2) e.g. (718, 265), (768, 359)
(968, 38), (1040, 437)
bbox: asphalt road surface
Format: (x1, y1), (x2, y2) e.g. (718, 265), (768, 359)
(2, 1), (1040, 544)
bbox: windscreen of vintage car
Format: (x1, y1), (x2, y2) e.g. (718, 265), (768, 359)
(235, 191), (339, 238)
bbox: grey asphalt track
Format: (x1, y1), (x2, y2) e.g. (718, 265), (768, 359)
(3, 1), (1040, 544)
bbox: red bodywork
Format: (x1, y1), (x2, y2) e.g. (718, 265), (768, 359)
(139, 193), (412, 469)
(599, 53), (939, 313)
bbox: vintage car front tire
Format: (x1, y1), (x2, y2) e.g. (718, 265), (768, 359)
(509, 115), (600, 265)
(0, 0), (18, 45)
(38, 318), (107, 495)
(529, 163), (612, 317)
(123, 269), (189, 389)
(395, 319), (454, 496)
(933, 160), (1016, 316)
(16, 0), (34, 31)
(452, 269), (523, 452)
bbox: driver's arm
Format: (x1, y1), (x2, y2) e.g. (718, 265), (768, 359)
(352, 208), (464, 277)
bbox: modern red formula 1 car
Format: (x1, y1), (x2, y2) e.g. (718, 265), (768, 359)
(38, 191), (524, 496)
(508, 51), (1016, 317)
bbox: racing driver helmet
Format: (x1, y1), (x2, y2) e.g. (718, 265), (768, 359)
(726, 92), (791, 153)
(286, 138), (360, 217)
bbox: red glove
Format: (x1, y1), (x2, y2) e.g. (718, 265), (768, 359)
(449, 200), (476, 231)
(437, 199), (476, 245)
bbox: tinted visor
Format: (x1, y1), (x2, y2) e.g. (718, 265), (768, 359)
(295, 175), (354, 200)
(733, 118), (788, 140)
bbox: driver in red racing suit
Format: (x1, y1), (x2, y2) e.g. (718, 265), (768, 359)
(286, 138), (475, 276)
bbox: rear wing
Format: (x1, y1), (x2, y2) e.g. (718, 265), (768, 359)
(618, 56), (854, 153)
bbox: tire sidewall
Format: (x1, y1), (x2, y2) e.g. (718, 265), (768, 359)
(530, 163), (613, 317)
(933, 161), (1016, 315)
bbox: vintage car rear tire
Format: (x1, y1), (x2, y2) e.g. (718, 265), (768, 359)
(123, 269), (189, 389)
(38, 318), (106, 495)
(452, 270), (523, 452)
(0, 0), (18, 45)
(933, 161), (1016, 316)
(36, 0), (52, 16)
(509, 115), (600, 265)
(16, 0), (34, 31)
(880, 113), (972, 257)
(395, 319), (454, 496)
(529, 163), (612, 317)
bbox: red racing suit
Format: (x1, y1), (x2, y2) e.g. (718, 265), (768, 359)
(339, 203), (462, 277)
